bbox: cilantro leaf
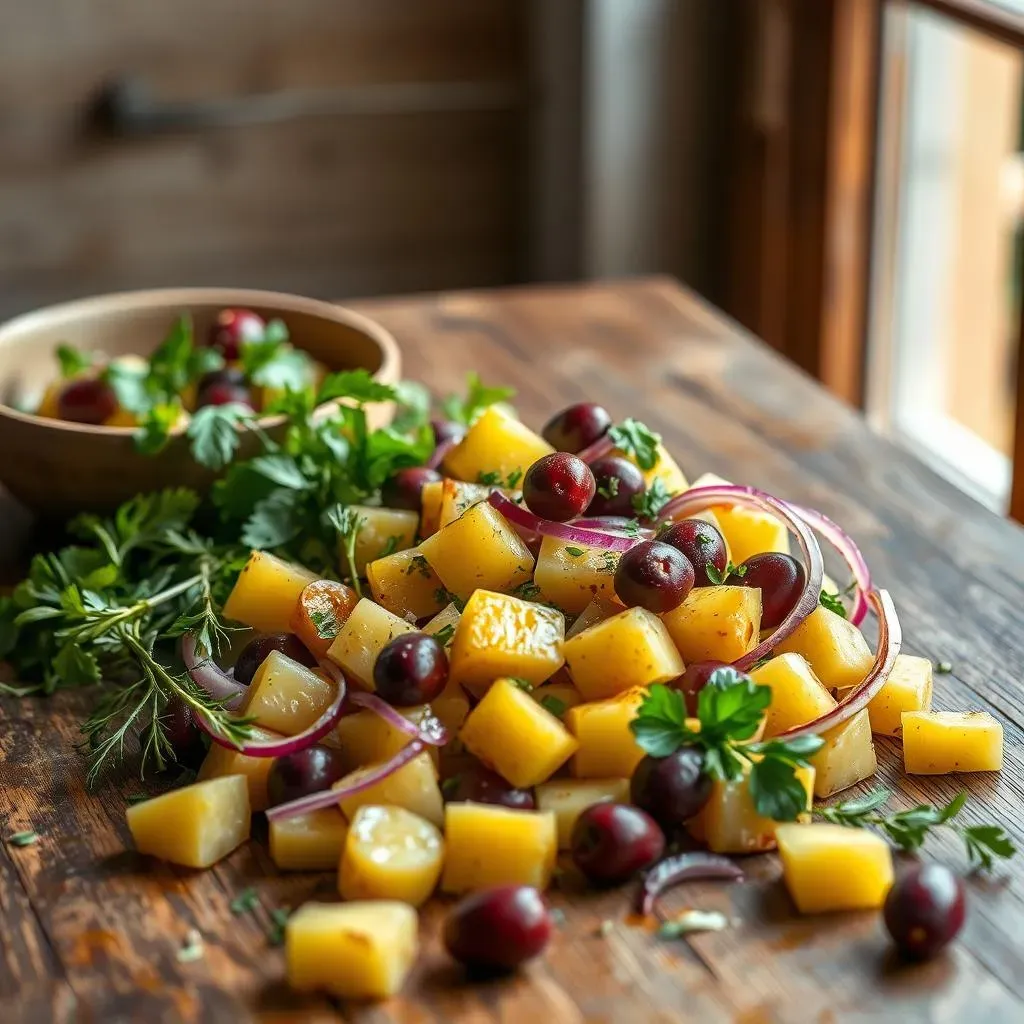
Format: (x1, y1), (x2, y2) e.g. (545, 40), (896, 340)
(103, 360), (151, 414)
(134, 402), (183, 456)
(630, 685), (696, 757)
(57, 345), (92, 379)
(319, 369), (397, 405)
(609, 418), (661, 470)
(242, 489), (305, 549)
(819, 589), (847, 618)
(186, 403), (255, 470)
(632, 478), (672, 520)
(431, 623), (456, 647)
(392, 380), (432, 434)
(441, 372), (515, 426)
(539, 694), (567, 718)
(962, 825), (1016, 871)
(696, 669), (771, 745)
(146, 315), (195, 398)
(246, 454), (312, 491)
(748, 757), (811, 822)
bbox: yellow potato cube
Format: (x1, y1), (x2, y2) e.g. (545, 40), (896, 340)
(532, 678), (583, 718)
(269, 809), (349, 871)
(328, 704), (443, 772)
(438, 478), (495, 530)
(687, 765), (814, 854)
(534, 536), (620, 615)
(750, 654), (836, 738)
(688, 472), (789, 565)
(776, 823), (894, 913)
(423, 602), (461, 649)
(535, 778), (631, 848)
(197, 725), (280, 811)
(902, 711), (1004, 774)
(367, 547), (445, 621)
(460, 678), (579, 787)
(286, 900), (418, 1000)
(566, 688), (648, 778)
(126, 775), (250, 869)
(419, 501), (534, 600)
(661, 585), (762, 665)
(865, 654), (933, 737)
(441, 803), (558, 893)
(443, 404), (554, 483)
(448, 589), (564, 694)
(810, 708), (877, 797)
(419, 478), (445, 538)
(431, 682), (471, 742)
(326, 598), (416, 689)
(339, 806), (444, 907)
(238, 650), (337, 735)
(346, 506), (419, 576)
(335, 751), (444, 828)
(563, 607), (683, 701)
(775, 606), (874, 691)
(222, 551), (318, 634)
(566, 595), (622, 640)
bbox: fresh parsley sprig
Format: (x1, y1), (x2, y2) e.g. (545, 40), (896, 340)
(818, 589), (848, 618)
(632, 478), (672, 520)
(441, 372), (515, 426)
(817, 788), (1016, 870)
(609, 418), (661, 470)
(630, 672), (823, 821)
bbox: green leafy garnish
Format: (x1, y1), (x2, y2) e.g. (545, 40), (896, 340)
(705, 560), (744, 586)
(268, 909), (291, 947)
(539, 695), (567, 718)
(391, 381), (432, 434)
(509, 678), (534, 692)
(597, 477), (619, 499)
(608, 419), (661, 471)
(595, 552), (619, 576)
(238, 319), (314, 391)
(431, 624), (456, 647)
(230, 887), (261, 915)
(632, 478), (672, 520)
(57, 345), (92, 379)
(936, 661), (953, 674)
(565, 546), (586, 558)
(512, 581), (543, 601)
(819, 589), (847, 618)
(7, 830), (39, 847)
(187, 403), (256, 471)
(442, 372), (515, 426)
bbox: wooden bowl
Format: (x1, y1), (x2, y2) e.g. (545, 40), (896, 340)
(0, 288), (401, 520)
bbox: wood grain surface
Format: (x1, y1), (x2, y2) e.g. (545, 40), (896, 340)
(3, 277), (1024, 1022)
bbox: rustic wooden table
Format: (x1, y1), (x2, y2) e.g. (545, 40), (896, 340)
(2, 277), (1023, 1023)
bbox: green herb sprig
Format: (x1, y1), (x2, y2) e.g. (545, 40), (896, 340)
(608, 418), (661, 470)
(632, 478), (672, 520)
(441, 372), (515, 426)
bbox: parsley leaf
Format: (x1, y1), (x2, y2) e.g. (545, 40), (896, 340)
(609, 418), (661, 470)
(103, 360), (151, 414)
(962, 825), (1017, 871)
(134, 402), (184, 456)
(632, 478), (673, 520)
(597, 476), (620, 499)
(509, 678), (534, 692)
(442, 372), (515, 426)
(57, 345), (92, 379)
(229, 887), (261, 915)
(539, 694), (567, 717)
(267, 908), (291, 947)
(319, 369), (397, 405)
(819, 589), (848, 618)
(243, 489), (305, 549)
(431, 623), (456, 647)
(186, 403), (255, 470)
(565, 546), (586, 558)
(630, 685), (695, 757)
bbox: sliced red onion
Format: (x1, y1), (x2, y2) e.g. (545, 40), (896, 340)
(658, 486), (824, 670)
(638, 852), (744, 917)
(427, 437), (459, 471)
(347, 690), (449, 746)
(772, 588), (901, 741)
(790, 504), (871, 626)
(181, 633), (246, 710)
(488, 490), (638, 553)
(266, 740), (425, 822)
(576, 434), (615, 464)
(572, 515), (655, 539)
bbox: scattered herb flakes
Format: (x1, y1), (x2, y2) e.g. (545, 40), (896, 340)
(432, 623), (456, 647)
(539, 695), (568, 718)
(506, 468), (523, 489)
(7, 830), (39, 848)
(608, 419), (661, 471)
(125, 794), (150, 805)
(565, 546), (586, 558)
(230, 887), (261, 915)
(477, 470), (502, 486)
(379, 535), (401, 559)
(936, 661), (954, 674)
(819, 589), (847, 618)
(632, 478), (672, 520)
(434, 588), (465, 611)
(597, 477), (620, 500)
(176, 929), (204, 963)
(268, 908), (291, 947)
(441, 776), (462, 798)
(442, 372), (516, 426)
(510, 677), (534, 692)
(705, 563), (726, 585)
(656, 909), (729, 940)
(596, 552), (619, 576)
(57, 344), (93, 379)
(513, 581), (543, 601)
(309, 606), (339, 640)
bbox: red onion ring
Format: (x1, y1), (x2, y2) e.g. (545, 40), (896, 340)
(488, 491), (638, 553)
(576, 434), (615, 464)
(771, 588), (900, 741)
(347, 690), (450, 746)
(181, 633), (246, 710)
(266, 740), (426, 821)
(427, 437), (459, 471)
(657, 486), (824, 670)
(572, 516), (655, 539)
(638, 852), (744, 917)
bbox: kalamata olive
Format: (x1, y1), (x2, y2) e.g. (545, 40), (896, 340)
(444, 885), (553, 971)
(373, 633), (448, 706)
(570, 803), (665, 885)
(443, 764), (536, 810)
(631, 747), (712, 827)
(196, 368), (254, 410)
(541, 402), (613, 453)
(266, 745), (348, 806)
(381, 467), (443, 512)
(523, 452), (597, 521)
(659, 519), (729, 588)
(57, 378), (118, 424)
(206, 308), (265, 361)
(233, 634), (316, 686)
(586, 456), (646, 518)
(161, 696), (207, 769)
(883, 864), (966, 961)
(670, 660), (732, 716)
(614, 540), (695, 613)
(728, 552), (806, 631)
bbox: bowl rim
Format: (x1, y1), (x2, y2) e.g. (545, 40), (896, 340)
(0, 286), (402, 438)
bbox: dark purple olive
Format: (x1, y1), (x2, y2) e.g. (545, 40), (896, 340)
(432, 419), (467, 446)
(233, 634), (316, 687)
(586, 456), (646, 518)
(729, 552), (806, 630)
(631, 747), (712, 828)
(671, 660), (731, 716)
(523, 452), (597, 521)
(57, 378), (118, 424)
(161, 697), (207, 769)
(884, 864), (966, 961)
(206, 308), (266, 361)
(659, 519), (728, 588)
(541, 402), (612, 454)
(614, 540), (694, 613)
(373, 632), (448, 706)
(570, 803), (665, 885)
(444, 764), (536, 810)
(381, 467), (443, 512)
(444, 885), (553, 971)
(266, 745), (349, 807)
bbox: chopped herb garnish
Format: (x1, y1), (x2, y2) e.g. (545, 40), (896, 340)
(565, 546), (586, 558)
(230, 887), (261, 915)
(56, 345), (93, 379)
(513, 581), (543, 601)
(819, 589), (847, 618)
(309, 607), (339, 640)
(936, 661), (953, 674)
(125, 793), (150, 805)
(632, 478), (672, 520)
(404, 554), (432, 578)
(379, 535), (401, 558)
(477, 471), (502, 486)
(176, 929), (204, 963)
(267, 909), (291, 947)
(597, 477), (620, 500)
(441, 776), (461, 798)
(7, 830), (39, 847)
(431, 623), (456, 647)
(434, 588), (465, 611)
(706, 560), (744, 586)
(539, 695), (568, 717)
(506, 468), (523, 489)
(608, 419), (661, 471)
(442, 372), (516, 426)
(509, 678), (534, 692)
(595, 552), (619, 575)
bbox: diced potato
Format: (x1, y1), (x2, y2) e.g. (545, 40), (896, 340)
(902, 711), (1004, 774)
(431, 681), (471, 741)
(270, 809), (349, 871)
(423, 602), (461, 649)
(443, 404), (554, 483)
(566, 688), (648, 778)
(865, 654), (933, 737)
(532, 679), (583, 718)
(326, 598), (416, 689)
(290, 579), (359, 659)
(534, 536), (620, 615)
(750, 654), (836, 738)
(328, 704), (443, 772)
(438, 478), (494, 530)
(126, 775), (250, 869)
(661, 585), (762, 665)
(335, 751), (444, 828)
(420, 478), (445, 538)
(563, 607), (682, 701)
(239, 650), (337, 735)
(688, 472), (789, 565)
(197, 725), (280, 811)
(775, 606), (874, 691)
(286, 900), (418, 1000)
(36, 380), (62, 418)
(339, 806), (444, 907)
(441, 803), (558, 893)
(222, 551), (319, 634)
(810, 708), (877, 797)
(566, 595), (622, 640)
(419, 502), (534, 600)
(448, 589), (564, 695)
(535, 778), (631, 848)
(616, 441), (689, 495)
(346, 506), (418, 576)
(367, 547), (446, 620)
(775, 823), (894, 913)
(687, 764), (814, 854)
(460, 678), (579, 787)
